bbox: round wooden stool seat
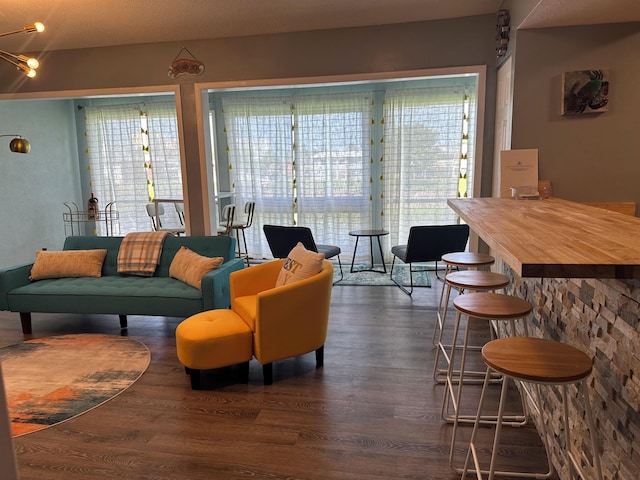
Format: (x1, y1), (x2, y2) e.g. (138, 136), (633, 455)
(441, 252), (495, 268)
(482, 337), (592, 383)
(445, 271), (510, 291)
(453, 292), (532, 320)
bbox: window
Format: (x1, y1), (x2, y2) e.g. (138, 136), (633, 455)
(85, 101), (182, 234)
(295, 93), (372, 241)
(221, 92), (372, 260)
(382, 85), (476, 248)
(214, 75), (478, 261)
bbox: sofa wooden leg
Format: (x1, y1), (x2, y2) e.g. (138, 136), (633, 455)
(262, 363), (273, 385)
(119, 314), (128, 329)
(19, 312), (32, 335)
(315, 345), (324, 368)
(189, 368), (201, 390)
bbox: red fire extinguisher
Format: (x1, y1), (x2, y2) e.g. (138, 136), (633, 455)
(87, 193), (99, 220)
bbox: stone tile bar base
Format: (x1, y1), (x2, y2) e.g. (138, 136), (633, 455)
(501, 261), (640, 480)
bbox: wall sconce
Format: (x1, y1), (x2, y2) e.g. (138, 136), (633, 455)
(0, 22), (45, 78)
(496, 9), (510, 58)
(0, 135), (31, 154)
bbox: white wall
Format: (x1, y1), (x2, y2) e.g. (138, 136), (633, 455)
(0, 99), (81, 266)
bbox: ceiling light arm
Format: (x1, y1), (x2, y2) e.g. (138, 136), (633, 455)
(0, 22), (45, 38)
(0, 49), (39, 68)
(0, 22), (44, 78)
(0, 51), (36, 77)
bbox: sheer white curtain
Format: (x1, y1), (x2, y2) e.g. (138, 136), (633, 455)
(223, 93), (372, 259)
(218, 80), (477, 261)
(86, 102), (182, 235)
(145, 102), (183, 228)
(222, 97), (295, 257)
(86, 103), (147, 234)
(145, 101), (182, 200)
(295, 92), (371, 256)
(382, 86), (476, 254)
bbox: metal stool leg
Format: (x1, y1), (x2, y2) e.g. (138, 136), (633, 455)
(461, 368), (552, 479)
(446, 322), (527, 473)
(433, 263), (454, 346)
(433, 275), (454, 380)
(462, 370), (601, 479)
(434, 274), (510, 384)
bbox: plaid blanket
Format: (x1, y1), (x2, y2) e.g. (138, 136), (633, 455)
(117, 231), (171, 276)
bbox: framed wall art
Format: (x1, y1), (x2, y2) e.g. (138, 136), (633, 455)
(561, 69), (609, 115)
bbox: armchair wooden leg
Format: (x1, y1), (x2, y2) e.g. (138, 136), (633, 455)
(315, 345), (324, 368)
(119, 314), (128, 329)
(263, 363), (273, 385)
(239, 361), (250, 382)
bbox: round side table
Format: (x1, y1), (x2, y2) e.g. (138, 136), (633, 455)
(348, 229), (389, 273)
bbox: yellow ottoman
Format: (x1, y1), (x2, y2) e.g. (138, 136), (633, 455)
(176, 309), (253, 389)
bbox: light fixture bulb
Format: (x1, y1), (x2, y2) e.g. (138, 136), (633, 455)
(16, 63), (36, 77)
(24, 22), (45, 34)
(14, 55), (39, 69)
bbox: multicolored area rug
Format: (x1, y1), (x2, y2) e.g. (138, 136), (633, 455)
(335, 263), (432, 287)
(0, 333), (150, 437)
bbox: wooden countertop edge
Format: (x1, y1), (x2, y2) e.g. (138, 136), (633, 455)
(448, 198), (640, 280)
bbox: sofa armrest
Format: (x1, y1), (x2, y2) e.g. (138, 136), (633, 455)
(201, 257), (245, 310)
(0, 263), (33, 310)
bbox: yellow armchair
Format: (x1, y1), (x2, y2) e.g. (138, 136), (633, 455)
(230, 259), (334, 384)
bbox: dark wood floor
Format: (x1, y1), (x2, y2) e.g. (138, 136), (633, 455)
(1, 277), (552, 479)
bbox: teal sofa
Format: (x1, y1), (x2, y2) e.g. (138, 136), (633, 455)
(0, 235), (244, 334)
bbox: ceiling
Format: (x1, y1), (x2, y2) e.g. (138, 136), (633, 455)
(1, 0), (639, 53)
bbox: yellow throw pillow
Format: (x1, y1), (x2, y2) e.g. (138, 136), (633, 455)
(275, 242), (324, 287)
(169, 246), (224, 290)
(29, 249), (108, 281)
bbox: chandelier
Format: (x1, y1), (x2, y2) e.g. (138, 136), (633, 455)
(0, 22), (45, 78)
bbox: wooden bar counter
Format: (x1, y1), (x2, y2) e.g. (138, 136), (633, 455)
(447, 197), (640, 480)
(448, 197), (640, 279)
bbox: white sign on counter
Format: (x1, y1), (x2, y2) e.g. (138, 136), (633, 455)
(498, 149), (539, 198)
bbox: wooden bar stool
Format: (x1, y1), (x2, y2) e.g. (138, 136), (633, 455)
(443, 292), (532, 471)
(433, 252), (495, 348)
(433, 270), (510, 383)
(462, 337), (602, 480)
